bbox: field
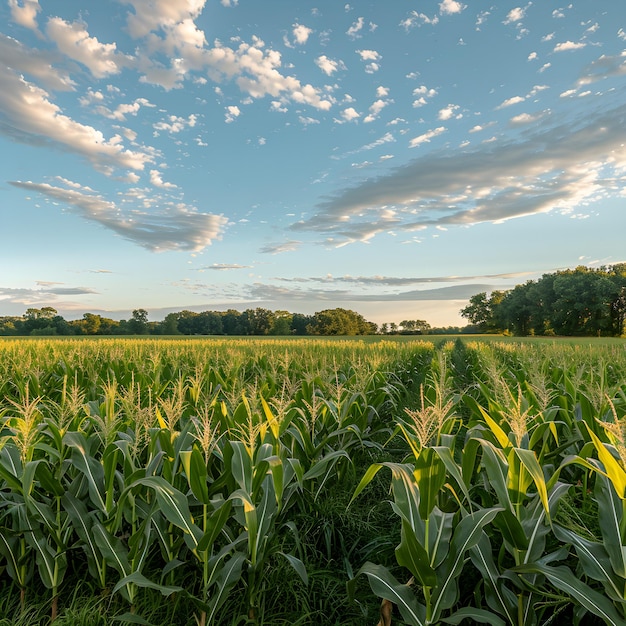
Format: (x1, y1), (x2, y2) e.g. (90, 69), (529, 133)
(0, 336), (625, 625)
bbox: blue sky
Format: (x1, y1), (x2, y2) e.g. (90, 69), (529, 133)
(1, 0), (625, 327)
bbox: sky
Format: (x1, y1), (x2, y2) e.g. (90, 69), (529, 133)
(0, 0), (625, 328)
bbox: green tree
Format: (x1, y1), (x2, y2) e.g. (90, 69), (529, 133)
(308, 308), (374, 335)
(270, 310), (293, 335)
(129, 309), (149, 334)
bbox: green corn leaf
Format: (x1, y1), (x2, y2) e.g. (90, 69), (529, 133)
(514, 563), (625, 626)
(279, 551), (308, 586)
(206, 552), (246, 624)
(180, 446), (209, 504)
(513, 447), (551, 521)
(553, 525), (623, 601)
(431, 507), (502, 620)
(433, 445), (472, 509)
(131, 476), (202, 548)
(414, 448), (446, 520)
(441, 606), (506, 625)
(229, 440), (253, 493)
(197, 498), (233, 553)
(356, 561), (426, 626)
(62, 491), (104, 582)
(64, 431), (107, 513)
(112, 571), (182, 597)
(595, 474), (626, 579)
(470, 534), (518, 624)
(395, 518), (437, 587)
(493, 509), (529, 551)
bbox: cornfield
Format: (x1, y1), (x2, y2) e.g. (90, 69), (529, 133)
(0, 337), (625, 625)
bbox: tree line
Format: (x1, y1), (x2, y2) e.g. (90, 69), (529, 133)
(461, 264), (626, 336)
(0, 306), (461, 337)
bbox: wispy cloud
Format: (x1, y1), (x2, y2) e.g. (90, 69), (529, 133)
(10, 181), (228, 252)
(292, 104), (626, 243)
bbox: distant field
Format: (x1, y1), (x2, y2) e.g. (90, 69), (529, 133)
(0, 336), (624, 625)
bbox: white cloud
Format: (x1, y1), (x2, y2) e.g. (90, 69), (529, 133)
(439, 0), (465, 15)
(438, 104), (461, 120)
(8, 0), (40, 30)
(528, 52), (538, 61)
(509, 112), (545, 125)
(409, 126), (446, 147)
(205, 39), (332, 110)
(11, 180), (228, 252)
(150, 169), (177, 188)
(554, 41), (586, 52)
(292, 23), (312, 44)
(363, 99), (390, 123)
(400, 11), (439, 30)
(619, 28), (626, 41)
(340, 107), (360, 122)
(0, 67), (153, 173)
(46, 17), (127, 79)
(542, 32), (555, 42)
(315, 55), (344, 75)
(225, 105), (240, 123)
(504, 7), (525, 24)
(153, 113), (198, 133)
(221, 0), (238, 6)
(377, 86), (389, 97)
(497, 95), (525, 109)
(346, 17), (364, 38)
(356, 49), (381, 61)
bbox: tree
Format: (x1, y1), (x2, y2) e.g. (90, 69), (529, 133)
(129, 309), (149, 334)
(307, 308), (375, 335)
(460, 291), (506, 333)
(270, 310), (293, 335)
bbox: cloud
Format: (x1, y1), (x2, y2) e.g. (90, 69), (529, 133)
(363, 98), (390, 123)
(150, 170), (177, 188)
(577, 51), (626, 86)
(509, 111), (547, 125)
(153, 113), (198, 133)
(439, 0), (465, 16)
(356, 49), (381, 61)
(315, 55), (344, 75)
(0, 33), (75, 91)
(409, 126), (446, 147)
(339, 107), (360, 122)
(438, 104), (461, 120)
(8, 0), (40, 30)
(400, 12), (439, 30)
(291, 104), (626, 243)
(259, 241), (301, 254)
(10, 181), (228, 252)
(497, 95), (526, 109)
(0, 68), (153, 173)
(202, 263), (251, 270)
(0, 284), (96, 308)
(205, 39), (332, 110)
(247, 282), (490, 303)
(554, 41), (587, 52)
(346, 17), (364, 39)
(225, 105), (240, 123)
(46, 17), (129, 78)
(292, 23), (312, 45)
(503, 7), (526, 24)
